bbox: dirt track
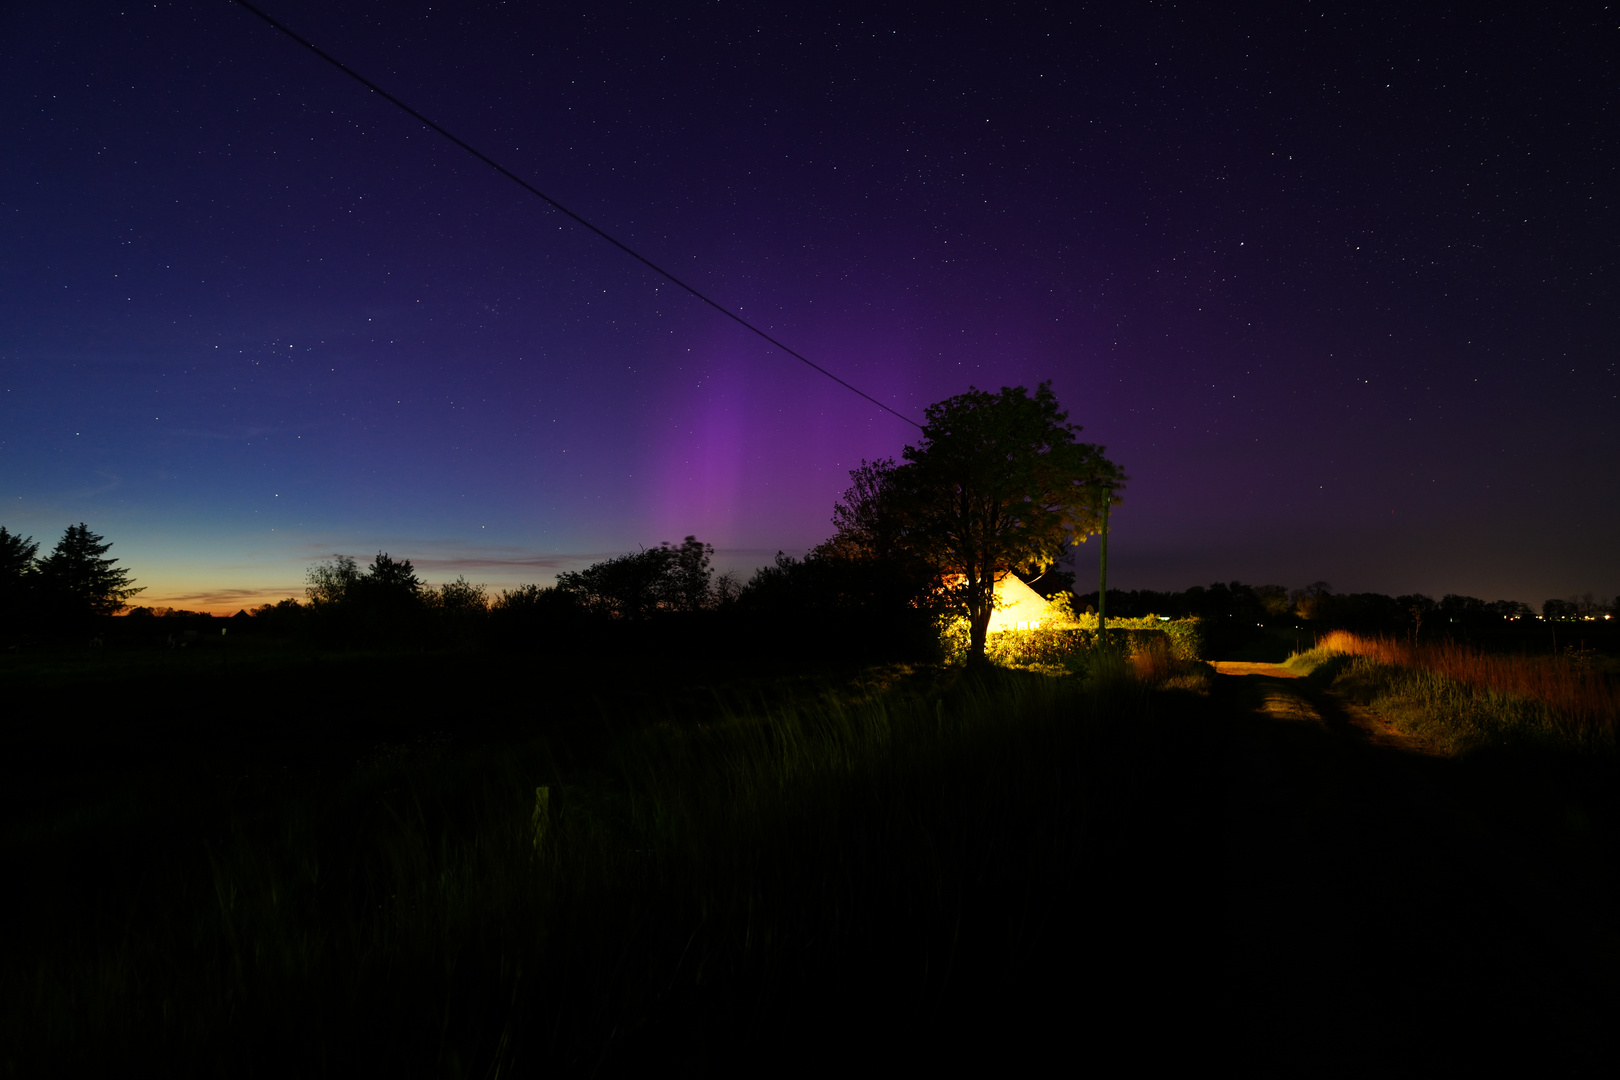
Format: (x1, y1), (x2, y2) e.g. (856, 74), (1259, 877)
(1213, 661), (1615, 1069)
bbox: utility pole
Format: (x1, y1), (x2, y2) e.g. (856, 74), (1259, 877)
(1097, 489), (1111, 643)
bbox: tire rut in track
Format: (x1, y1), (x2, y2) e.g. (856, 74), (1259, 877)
(1213, 662), (1612, 1069)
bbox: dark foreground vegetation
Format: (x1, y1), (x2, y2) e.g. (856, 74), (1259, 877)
(7, 619), (1620, 1072)
(1213, 662), (1620, 1070)
(3, 509), (1617, 1071)
(1, 642), (1222, 1075)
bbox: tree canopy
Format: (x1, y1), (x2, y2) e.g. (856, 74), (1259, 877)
(829, 382), (1124, 661)
(0, 526), (37, 580)
(306, 554), (362, 608)
(34, 522), (143, 622)
(818, 458), (908, 563)
(554, 536), (716, 619)
(0, 526), (40, 625)
(306, 552), (422, 609)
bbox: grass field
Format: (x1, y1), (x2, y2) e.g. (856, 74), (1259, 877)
(1, 643), (1220, 1076)
(1280, 631), (1620, 995)
(1285, 630), (1619, 754)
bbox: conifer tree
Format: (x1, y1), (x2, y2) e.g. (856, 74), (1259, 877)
(0, 526), (40, 621)
(35, 522), (143, 620)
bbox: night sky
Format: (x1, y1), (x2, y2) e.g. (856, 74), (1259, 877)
(2, 1), (1614, 613)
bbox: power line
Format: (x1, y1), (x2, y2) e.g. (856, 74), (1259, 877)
(230, 0), (923, 431)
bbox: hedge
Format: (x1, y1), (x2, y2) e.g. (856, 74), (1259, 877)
(953, 617), (1204, 667)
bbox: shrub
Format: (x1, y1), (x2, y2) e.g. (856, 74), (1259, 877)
(958, 618), (1204, 671)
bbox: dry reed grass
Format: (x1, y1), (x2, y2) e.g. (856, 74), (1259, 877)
(1130, 638), (1178, 682)
(1310, 630), (1619, 744)
(1129, 638), (1213, 693)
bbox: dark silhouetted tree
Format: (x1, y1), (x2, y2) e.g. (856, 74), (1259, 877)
(307, 551), (421, 611)
(1291, 582), (1334, 621)
(1255, 584), (1292, 619)
(820, 458), (909, 563)
(1542, 598), (1574, 620)
(1570, 591), (1606, 618)
(489, 583), (583, 645)
(1396, 594), (1436, 639)
(1439, 594), (1490, 628)
(251, 597), (308, 636)
(737, 549), (945, 662)
(432, 576), (488, 616)
(303, 552), (425, 645)
(428, 575), (488, 644)
(306, 554), (360, 608)
(34, 523), (143, 627)
(353, 551), (422, 616)
(0, 526), (39, 622)
(363, 551), (421, 595)
(665, 536), (715, 613)
(557, 548), (672, 620)
(555, 536), (716, 619)
(883, 382), (1124, 662)
(492, 583), (561, 613)
(0, 526), (36, 581)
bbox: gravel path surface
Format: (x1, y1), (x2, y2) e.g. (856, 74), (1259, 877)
(1213, 661), (1613, 1070)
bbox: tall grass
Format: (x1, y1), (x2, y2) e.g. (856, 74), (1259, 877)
(1288, 630), (1619, 752)
(2, 662), (1185, 1075)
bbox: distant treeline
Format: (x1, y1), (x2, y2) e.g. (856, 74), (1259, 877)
(114, 539), (949, 666)
(1075, 580), (1618, 652)
(7, 519), (1616, 660)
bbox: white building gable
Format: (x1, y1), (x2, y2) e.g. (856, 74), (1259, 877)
(986, 573), (1062, 633)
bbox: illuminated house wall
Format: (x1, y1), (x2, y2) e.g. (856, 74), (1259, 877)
(987, 573), (1067, 632)
(942, 573), (1070, 632)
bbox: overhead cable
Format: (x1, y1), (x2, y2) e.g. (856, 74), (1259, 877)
(230, 0), (922, 430)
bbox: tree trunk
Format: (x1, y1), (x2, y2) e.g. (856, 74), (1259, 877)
(967, 583), (994, 663)
(965, 605), (991, 663)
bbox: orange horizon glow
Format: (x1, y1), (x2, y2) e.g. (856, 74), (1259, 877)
(120, 586), (305, 618)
